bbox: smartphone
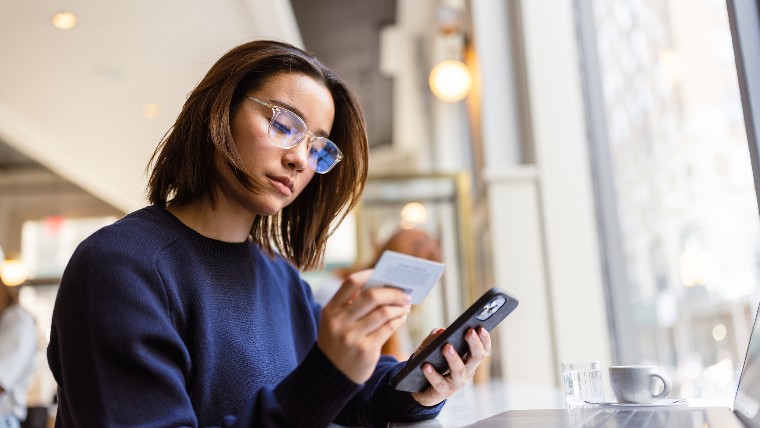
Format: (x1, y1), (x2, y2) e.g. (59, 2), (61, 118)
(391, 287), (519, 392)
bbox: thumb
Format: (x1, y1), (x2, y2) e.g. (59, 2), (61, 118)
(413, 328), (445, 356)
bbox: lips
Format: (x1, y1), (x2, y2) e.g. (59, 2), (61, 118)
(268, 175), (294, 196)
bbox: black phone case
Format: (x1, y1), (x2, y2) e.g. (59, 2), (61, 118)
(391, 287), (519, 392)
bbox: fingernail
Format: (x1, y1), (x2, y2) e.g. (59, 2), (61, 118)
(480, 328), (488, 338)
(470, 330), (477, 339)
(424, 364), (433, 374)
(447, 345), (455, 356)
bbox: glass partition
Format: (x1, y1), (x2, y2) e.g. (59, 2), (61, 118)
(577, 0), (760, 404)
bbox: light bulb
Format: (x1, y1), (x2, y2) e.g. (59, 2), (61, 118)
(400, 202), (429, 228)
(0, 258), (29, 286)
(143, 103), (161, 119)
(429, 59), (472, 102)
(51, 12), (78, 30)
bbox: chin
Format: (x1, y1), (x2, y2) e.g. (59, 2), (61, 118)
(253, 204), (282, 217)
(251, 198), (291, 217)
(258, 207), (282, 217)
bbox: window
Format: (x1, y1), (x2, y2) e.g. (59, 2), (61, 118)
(578, 0), (760, 404)
(21, 215), (118, 279)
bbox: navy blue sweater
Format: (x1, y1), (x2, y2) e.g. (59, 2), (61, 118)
(47, 205), (442, 427)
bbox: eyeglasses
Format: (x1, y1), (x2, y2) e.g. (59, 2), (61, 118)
(245, 96), (343, 174)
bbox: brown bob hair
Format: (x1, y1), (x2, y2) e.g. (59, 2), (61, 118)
(147, 40), (369, 270)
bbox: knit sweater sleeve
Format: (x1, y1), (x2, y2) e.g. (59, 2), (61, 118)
(224, 348), (444, 428)
(283, 288), (445, 427)
(267, 290), (444, 428)
(332, 356), (445, 427)
(225, 275), (444, 428)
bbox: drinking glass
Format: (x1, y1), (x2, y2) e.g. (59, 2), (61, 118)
(561, 361), (604, 409)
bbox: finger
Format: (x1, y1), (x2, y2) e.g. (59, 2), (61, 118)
(344, 286), (411, 320)
(421, 328), (445, 346)
(365, 313), (409, 346)
(442, 344), (467, 387)
(328, 270), (372, 307)
(462, 330), (486, 379)
(464, 329), (486, 363)
(413, 328), (445, 355)
(479, 328), (492, 354)
(354, 304), (411, 336)
(422, 362), (453, 396)
(359, 286), (411, 306)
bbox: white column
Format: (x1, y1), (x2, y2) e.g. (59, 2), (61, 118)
(521, 0), (612, 380)
(471, 0), (612, 388)
(485, 167), (558, 386)
(471, 0), (559, 386)
(471, 0), (523, 168)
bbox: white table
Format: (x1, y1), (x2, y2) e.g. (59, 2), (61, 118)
(392, 380), (564, 427)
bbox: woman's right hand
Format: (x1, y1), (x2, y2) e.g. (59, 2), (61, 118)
(317, 269), (412, 384)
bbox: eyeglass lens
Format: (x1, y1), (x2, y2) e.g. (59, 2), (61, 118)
(269, 109), (342, 174)
(308, 138), (342, 173)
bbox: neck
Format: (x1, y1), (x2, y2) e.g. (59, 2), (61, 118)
(166, 193), (255, 243)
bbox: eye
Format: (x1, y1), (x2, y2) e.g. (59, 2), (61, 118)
(271, 111), (302, 136)
(271, 119), (292, 135)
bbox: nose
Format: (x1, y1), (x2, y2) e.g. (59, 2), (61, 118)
(283, 135), (311, 171)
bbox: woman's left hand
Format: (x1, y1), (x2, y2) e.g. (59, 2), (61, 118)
(410, 327), (491, 407)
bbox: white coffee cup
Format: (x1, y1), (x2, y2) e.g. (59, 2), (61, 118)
(609, 365), (672, 404)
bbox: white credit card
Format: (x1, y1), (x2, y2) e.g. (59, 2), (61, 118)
(364, 250), (446, 305)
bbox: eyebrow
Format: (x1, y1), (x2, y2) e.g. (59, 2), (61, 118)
(268, 99), (330, 138)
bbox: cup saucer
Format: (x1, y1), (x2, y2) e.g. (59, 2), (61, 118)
(584, 398), (688, 407)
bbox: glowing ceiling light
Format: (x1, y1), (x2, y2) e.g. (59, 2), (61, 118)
(0, 256), (29, 287)
(142, 103), (161, 119)
(51, 12), (78, 30)
(429, 59), (472, 103)
(712, 324), (727, 342)
(400, 202), (429, 228)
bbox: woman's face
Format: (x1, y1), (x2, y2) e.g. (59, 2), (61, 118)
(228, 72), (335, 216)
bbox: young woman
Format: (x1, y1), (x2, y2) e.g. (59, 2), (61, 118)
(47, 40), (491, 427)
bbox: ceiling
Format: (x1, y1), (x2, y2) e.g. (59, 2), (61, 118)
(0, 138), (35, 170)
(0, 0), (395, 213)
(291, 0), (395, 150)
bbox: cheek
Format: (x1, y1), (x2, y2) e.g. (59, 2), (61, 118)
(233, 128), (273, 164)
(231, 112), (270, 158)
(236, 141), (266, 165)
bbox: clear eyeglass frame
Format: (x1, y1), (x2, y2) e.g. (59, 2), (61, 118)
(245, 96), (343, 174)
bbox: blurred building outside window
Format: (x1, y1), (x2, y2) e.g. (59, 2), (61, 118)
(587, 0), (759, 404)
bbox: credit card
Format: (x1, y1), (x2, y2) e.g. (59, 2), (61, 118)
(364, 250), (445, 304)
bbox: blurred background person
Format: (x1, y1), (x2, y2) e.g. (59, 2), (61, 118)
(0, 277), (37, 428)
(315, 227), (442, 360)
